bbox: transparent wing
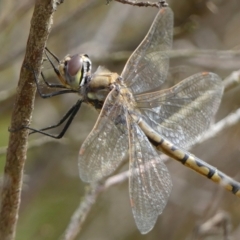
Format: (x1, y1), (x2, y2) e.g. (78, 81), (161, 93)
(79, 88), (128, 182)
(135, 72), (223, 148)
(121, 7), (173, 94)
(128, 117), (172, 234)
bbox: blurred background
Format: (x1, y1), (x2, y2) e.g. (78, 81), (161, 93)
(1, 0), (240, 239)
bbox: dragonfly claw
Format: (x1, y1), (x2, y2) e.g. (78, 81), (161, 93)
(8, 125), (27, 133)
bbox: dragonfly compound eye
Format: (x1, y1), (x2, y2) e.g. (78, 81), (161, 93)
(64, 54), (92, 89)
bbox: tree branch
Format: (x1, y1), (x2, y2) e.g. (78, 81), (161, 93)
(0, 1), (60, 239)
(60, 183), (103, 240)
(108, 0), (167, 8)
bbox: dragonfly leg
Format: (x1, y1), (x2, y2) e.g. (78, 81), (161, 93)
(43, 48), (64, 87)
(26, 99), (82, 139)
(24, 63), (77, 98)
(40, 71), (66, 89)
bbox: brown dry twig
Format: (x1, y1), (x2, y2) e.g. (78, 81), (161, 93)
(195, 212), (231, 239)
(0, 1), (61, 240)
(107, 0), (167, 8)
(60, 172), (130, 240)
(60, 183), (103, 240)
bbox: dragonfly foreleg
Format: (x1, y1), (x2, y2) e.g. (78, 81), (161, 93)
(26, 63), (77, 98)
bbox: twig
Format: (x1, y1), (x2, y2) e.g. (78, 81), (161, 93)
(195, 212), (231, 239)
(61, 169), (131, 240)
(104, 170), (130, 188)
(0, 1), (60, 239)
(60, 183), (103, 240)
(223, 69), (240, 92)
(200, 108), (240, 143)
(107, 0), (167, 8)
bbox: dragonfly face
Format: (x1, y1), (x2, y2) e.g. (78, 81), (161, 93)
(36, 6), (226, 234)
(58, 54), (92, 90)
(54, 52), (120, 110)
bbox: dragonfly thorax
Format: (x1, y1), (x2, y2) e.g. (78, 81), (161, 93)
(83, 66), (120, 110)
(58, 54), (91, 90)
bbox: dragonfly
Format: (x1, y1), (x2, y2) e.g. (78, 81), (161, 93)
(28, 6), (240, 234)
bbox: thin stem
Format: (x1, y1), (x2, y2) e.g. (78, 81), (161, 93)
(108, 0), (167, 8)
(60, 183), (103, 240)
(0, 1), (59, 239)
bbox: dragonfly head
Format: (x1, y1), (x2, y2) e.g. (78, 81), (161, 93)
(59, 54), (92, 90)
